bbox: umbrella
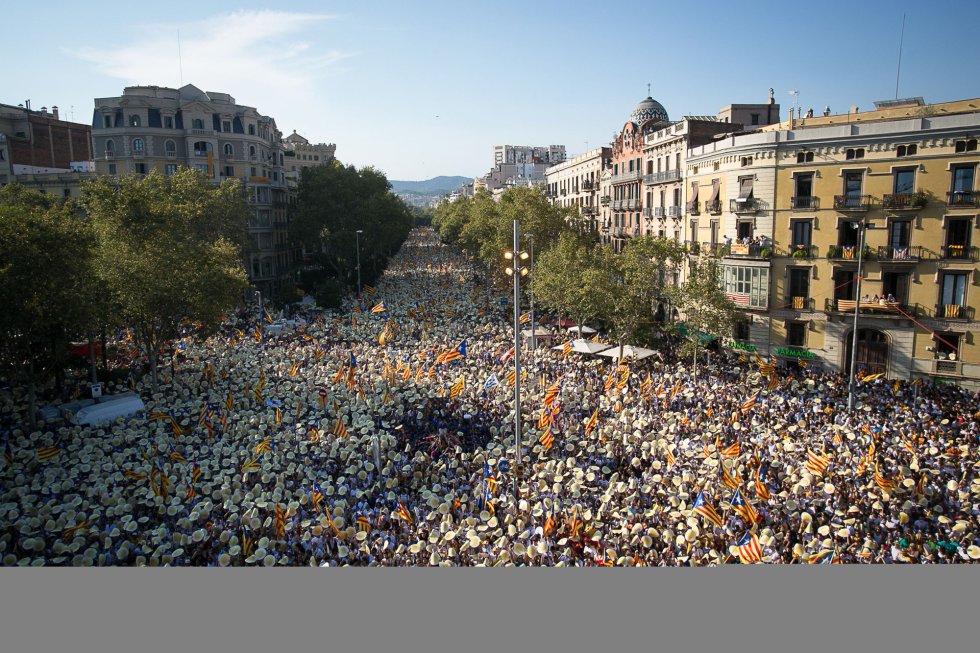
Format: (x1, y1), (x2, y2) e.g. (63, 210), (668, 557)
(567, 325), (597, 335)
(551, 339), (612, 354)
(596, 345), (658, 361)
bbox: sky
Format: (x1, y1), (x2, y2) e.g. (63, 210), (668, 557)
(5, 0), (980, 181)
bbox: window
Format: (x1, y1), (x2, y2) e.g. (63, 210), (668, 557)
(134, 163), (146, 174)
(796, 151), (814, 163)
(954, 139), (978, 153)
(192, 118), (204, 130)
(946, 217), (972, 248)
(888, 220), (911, 249)
(733, 320), (750, 341)
(741, 156), (753, 167)
(129, 115), (141, 127)
(250, 167), (257, 176)
(846, 148), (865, 160)
(712, 161), (720, 171)
(838, 221), (860, 248)
(614, 164), (619, 175)
(951, 165), (975, 193)
(724, 266), (769, 308)
(896, 144), (918, 157)
(248, 124), (256, 135)
(224, 143), (234, 157)
(165, 164), (177, 176)
(105, 139), (115, 155)
(223, 166), (235, 177)
(933, 332), (960, 358)
(194, 163), (208, 174)
(788, 268), (810, 300)
(314, 155), (319, 161)
(736, 220), (753, 240)
(833, 269), (856, 300)
(794, 173), (814, 207)
(223, 121), (232, 133)
(164, 140), (176, 156)
(675, 153), (681, 170)
(786, 322), (807, 347)
(844, 171), (863, 199)
(103, 115), (111, 128)
(193, 141), (212, 156)
(791, 220), (813, 248)
(940, 272), (968, 307)
(107, 163), (117, 175)
(131, 138), (144, 154)
(164, 116), (174, 129)
(751, 113), (760, 126)
(894, 168), (915, 194)
(628, 159), (634, 172)
(881, 271), (910, 304)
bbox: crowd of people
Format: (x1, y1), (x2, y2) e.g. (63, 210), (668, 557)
(2, 227), (979, 566)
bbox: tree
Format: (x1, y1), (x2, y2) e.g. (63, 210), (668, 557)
(533, 233), (613, 335)
(82, 169), (250, 387)
(677, 253), (740, 381)
(0, 192), (99, 428)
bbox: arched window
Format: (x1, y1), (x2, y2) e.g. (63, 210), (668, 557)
(224, 143), (234, 157)
(129, 114), (141, 127)
(192, 118), (204, 130)
(193, 141), (212, 156)
(132, 138), (144, 154)
(164, 140), (176, 156)
(249, 145), (256, 159)
(105, 139), (115, 156)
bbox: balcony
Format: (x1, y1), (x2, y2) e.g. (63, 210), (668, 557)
(827, 245), (873, 261)
(687, 200), (700, 216)
(700, 242), (727, 257)
(787, 296), (815, 312)
(642, 207), (652, 218)
(825, 298), (904, 314)
(938, 304), (973, 320)
(941, 245), (978, 261)
(947, 190), (980, 208)
(787, 244), (818, 259)
(643, 169), (681, 185)
(623, 198), (641, 210)
(582, 206), (598, 217)
(834, 195), (872, 211)
(582, 180), (596, 191)
(791, 196), (819, 210)
(165, 151), (177, 159)
(705, 200), (722, 215)
(560, 188), (568, 196)
(653, 206), (665, 218)
(882, 192), (927, 210)
(600, 195), (611, 206)
(877, 245), (922, 261)
(610, 170), (643, 184)
(726, 243), (770, 259)
(667, 205), (682, 218)
(104, 151), (116, 160)
(730, 198), (761, 213)
(611, 200), (623, 210)
(189, 129), (215, 137)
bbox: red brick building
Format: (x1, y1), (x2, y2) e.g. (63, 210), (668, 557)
(0, 103), (92, 175)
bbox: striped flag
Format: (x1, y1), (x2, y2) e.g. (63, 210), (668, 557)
(736, 531), (763, 563)
(539, 427), (555, 451)
(483, 374), (500, 391)
(62, 520), (91, 540)
(363, 285), (376, 296)
(397, 502), (413, 524)
(692, 490), (724, 528)
(357, 516), (372, 533)
(730, 487), (760, 524)
(506, 369), (517, 386)
(805, 450), (832, 477)
(861, 372), (885, 382)
(185, 483), (197, 501)
(670, 382), (683, 400)
(561, 341), (573, 357)
(520, 311), (532, 324)
(720, 461), (741, 490)
(664, 444), (676, 468)
(168, 445), (186, 463)
(449, 378), (465, 398)
(740, 390), (760, 414)
(191, 460), (202, 483)
(537, 407), (553, 430)
(874, 462), (897, 492)
(253, 325), (263, 343)
(254, 439), (273, 454)
(331, 417), (349, 439)
(37, 443), (61, 462)
(543, 380), (561, 407)
(915, 473), (927, 497)
(640, 373), (652, 397)
(755, 461), (771, 501)
(309, 427), (321, 444)
(371, 302), (387, 314)
(311, 483), (324, 514)
(225, 392), (234, 412)
(584, 408), (599, 437)
(721, 439), (741, 458)
(240, 456), (261, 473)
(274, 503), (286, 540)
(543, 514), (556, 536)
(289, 361), (301, 377)
(441, 340), (466, 363)
(856, 454), (868, 477)
(242, 528), (255, 557)
(567, 507), (582, 538)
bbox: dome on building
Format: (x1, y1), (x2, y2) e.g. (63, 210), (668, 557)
(630, 96), (669, 126)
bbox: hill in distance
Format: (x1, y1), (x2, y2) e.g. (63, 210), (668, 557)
(390, 176), (472, 196)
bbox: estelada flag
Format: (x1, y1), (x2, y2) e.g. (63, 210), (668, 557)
(371, 302), (387, 314)
(736, 531), (763, 563)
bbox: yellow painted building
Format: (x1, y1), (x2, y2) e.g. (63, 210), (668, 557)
(767, 98), (980, 387)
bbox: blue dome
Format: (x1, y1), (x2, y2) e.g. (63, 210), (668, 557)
(630, 96), (669, 125)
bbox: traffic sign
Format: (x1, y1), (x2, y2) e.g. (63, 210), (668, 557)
(91, 383), (102, 399)
(497, 460), (510, 474)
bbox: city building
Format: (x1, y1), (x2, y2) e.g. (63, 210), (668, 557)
(765, 97), (980, 387)
(282, 130), (336, 187)
(544, 147), (611, 228)
(477, 144), (566, 192)
(0, 101), (96, 199)
(90, 84), (298, 300)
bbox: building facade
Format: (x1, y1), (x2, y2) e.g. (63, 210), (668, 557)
(766, 98), (980, 387)
(544, 147), (611, 227)
(478, 144), (566, 192)
(283, 130), (336, 187)
(90, 84), (298, 300)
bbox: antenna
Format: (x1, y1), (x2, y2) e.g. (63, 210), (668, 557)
(895, 12), (906, 100)
(788, 90), (800, 118)
(177, 30), (184, 86)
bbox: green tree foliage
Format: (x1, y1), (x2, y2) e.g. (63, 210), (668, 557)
(0, 189), (99, 427)
(677, 253), (740, 378)
(292, 162), (413, 294)
(82, 169), (250, 387)
(533, 232), (614, 334)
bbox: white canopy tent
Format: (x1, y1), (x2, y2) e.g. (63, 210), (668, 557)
(596, 345), (658, 361)
(567, 325), (597, 335)
(521, 327), (555, 348)
(551, 339), (613, 355)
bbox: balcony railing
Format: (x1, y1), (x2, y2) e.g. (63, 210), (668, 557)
(825, 298), (904, 314)
(882, 192), (927, 210)
(642, 207), (652, 217)
(834, 195), (872, 211)
(667, 205), (682, 218)
(653, 206), (665, 218)
(827, 245), (874, 261)
(726, 243), (770, 259)
(643, 169), (681, 185)
(687, 200), (700, 215)
(941, 244), (978, 261)
(600, 195), (611, 206)
(165, 151), (177, 159)
(189, 128), (215, 136)
(582, 180), (596, 191)
(610, 170), (643, 184)
(938, 304), (973, 320)
(730, 198), (761, 213)
(947, 190), (979, 208)
(623, 198), (641, 210)
(705, 200), (722, 215)
(582, 206), (598, 217)
(791, 196), (819, 210)
(787, 244), (818, 259)
(787, 296), (815, 312)
(104, 151), (115, 160)
(877, 245), (922, 261)
(700, 242), (727, 257)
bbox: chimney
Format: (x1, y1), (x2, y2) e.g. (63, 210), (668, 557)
(52, 106), (59, 120)
(789, 107), (795, 128)
(823, 106), (831, 117)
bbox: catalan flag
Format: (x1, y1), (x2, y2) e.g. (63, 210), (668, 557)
(567, 506), (582, 538)
(331, 416), (349, 439)
(692, 490), (724, 528)
(309, 427), (321, 444)
(289, 361), (301, 377)
(225, 392), (234, 412)
(809, 549), (842, 565)
(561, 341), (574, 357)
(363, 285), (376, 296)
(603, 371), (616, 392)
(767, 375), (780, 392)
(721, 439), (742, 458)
(736, 531), (763, 564)
(441, 340), (467, 363)
(261, 307), (274, 324)
(758, 358), (777, 377)
(242, 528), (255, 557)
(168, 445), (186, 463)
(539, 427), (555, 451)
(37, 443), (61, 462)
(254, 438), (273, 454)
(720, 462), (741, 490)
(449, 377), (465, 398)
(519, 311), (532, 324)
(311, 483), (324, 514)
(397, 502), (413, 524)
(670, 382), (683, 400)
(62, 520), (91, 540)
(915, 473), (927, 497)
(874, 462), (897, 492)
(148, 411), (171, 421)
(805, 450), (831, 477)
(333, 365), (347, 385)
(537, 407), (553, 431)
(640, 373), (652, 396)
(584, 408), (599, 437)
(755, 461), (772, 501)
(664, 445), (676, 468)
(543, 514), (556, 536)
(185, 483), (197, 501)
(543, 380), (561, 407)
(191, 460), (202, 483)
(274, 503), (286, 540)
(274, 406), (282, 424)
(730, 487), (759, 525)
(740, 390), (760, 414)
(371, 302), (387, 314)
(506, 369), (517, 386)
(240, 456), (261, 473)
(357, 516), (372, 533)
(253, 325), (263, 343)
(856, 454), (868, 477)
(862, 372), (885, 382)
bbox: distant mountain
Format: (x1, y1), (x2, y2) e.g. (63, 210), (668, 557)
(390, 176), (472, 196)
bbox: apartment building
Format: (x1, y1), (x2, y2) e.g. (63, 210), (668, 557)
(544, 146), (611, 228)
(283, 130), (336, 187)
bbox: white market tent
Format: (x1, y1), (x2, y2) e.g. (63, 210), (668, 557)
(551, 339), (613, 355)
(567, 325), (597, 335)
(596, 345), (658, 361)
(72, 393), (146, 426)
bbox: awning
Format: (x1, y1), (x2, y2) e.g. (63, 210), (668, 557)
(551, 339), (613, 355)
(567, 325), (597, 335)
(738, 176), (754, 200)
(689, 181), (698, 202)
(709, 180), (720, 202)
(596, 345), (658, 361)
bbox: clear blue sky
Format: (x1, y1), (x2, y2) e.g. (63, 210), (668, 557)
(5, 0), (979, 180)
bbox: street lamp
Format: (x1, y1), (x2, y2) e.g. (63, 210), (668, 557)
(355, 230), (363, 294)
(524, 232), (535, 351)
(847, 219), (874, 411)
(503, 220), (529, 502)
